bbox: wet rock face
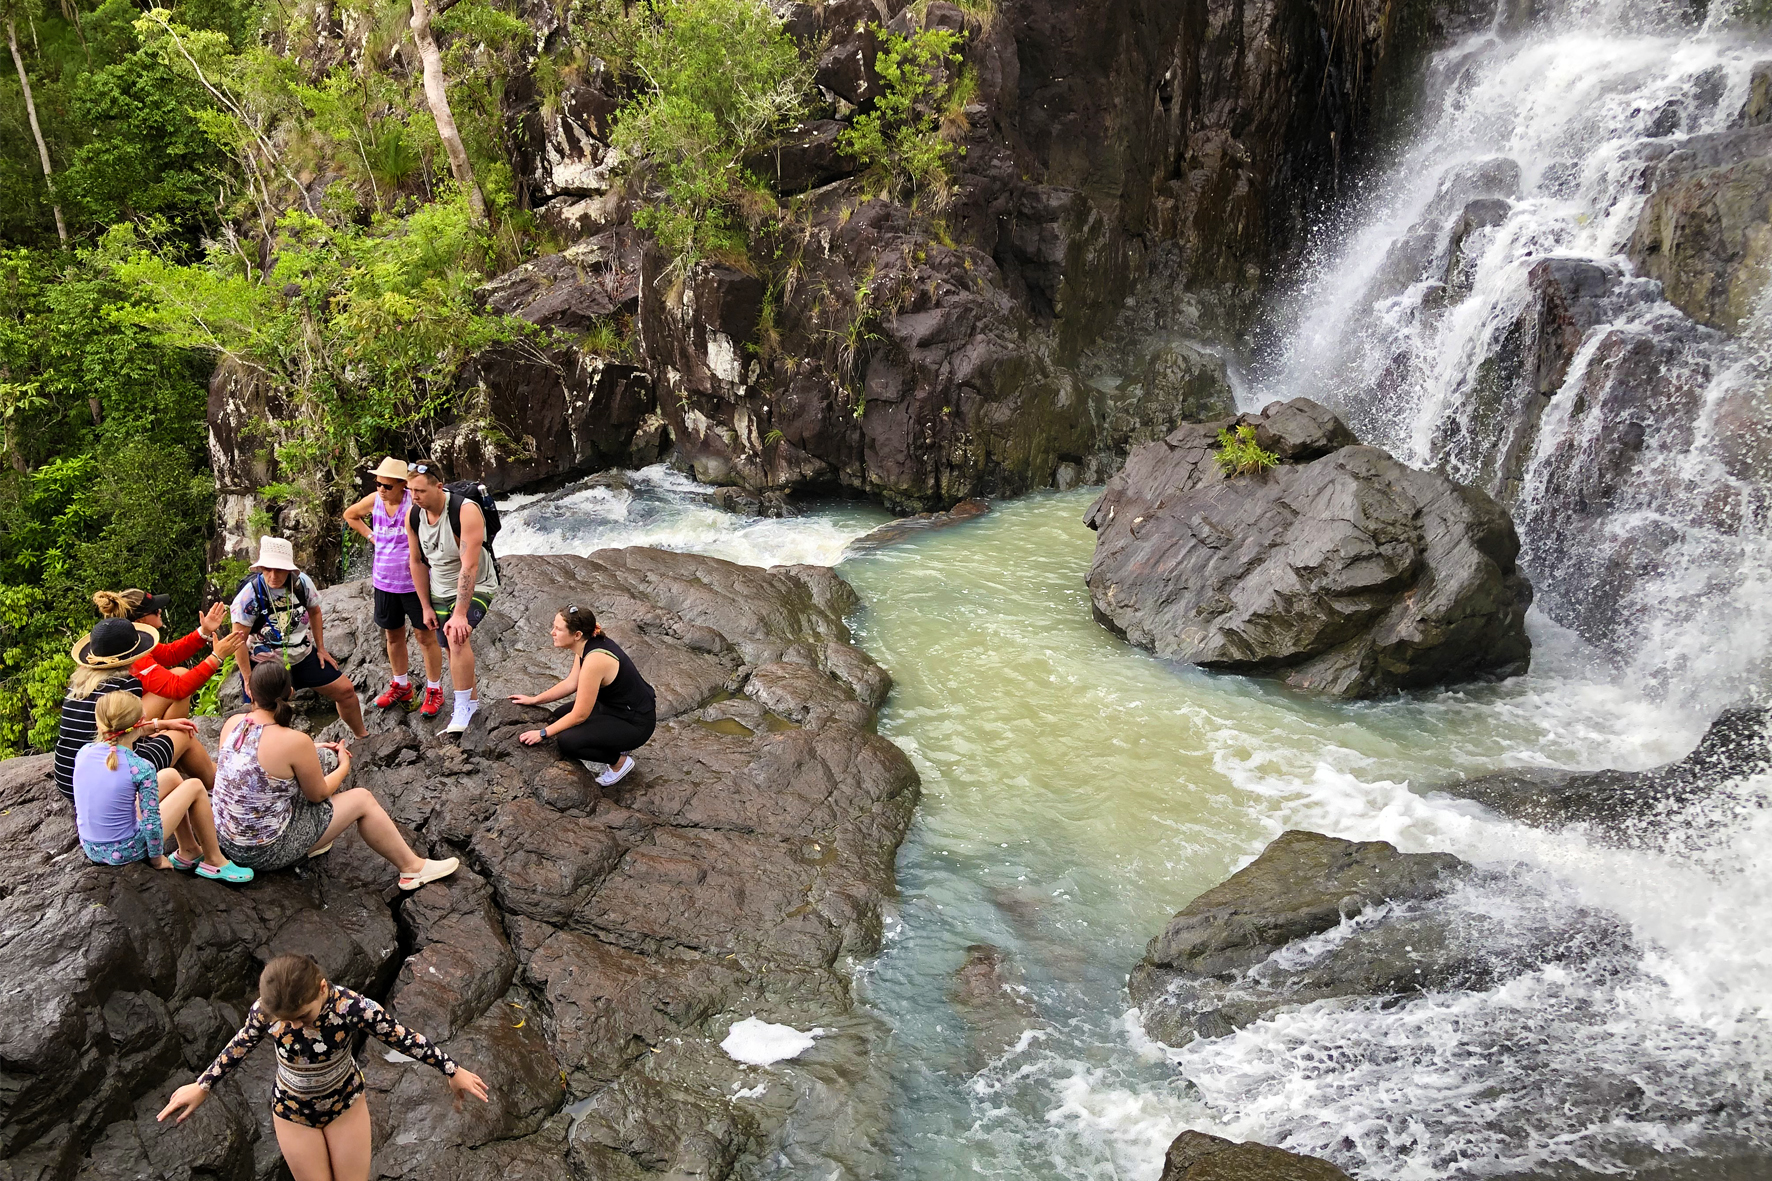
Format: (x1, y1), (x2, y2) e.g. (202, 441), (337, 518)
(0, 549), (919, 1180)
(1426, 705), (1772, 839)
(1630, 124), (1772, 334)
(1083, 398), (1533, 698)
(1160, 1131), (1352, 1181)
(1129, 831), (1624, 1049)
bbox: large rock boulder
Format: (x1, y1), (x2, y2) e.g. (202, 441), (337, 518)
(1129, 831), (1624, 1049)
(1160, 1131), (1352, 1181)
(0, 550), (918, 1181)
(1083, 398), (1533, 698)
(1629, 124), (1772, 334)
(1424, 704), (1772, 838)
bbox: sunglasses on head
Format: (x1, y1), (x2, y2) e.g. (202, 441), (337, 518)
(566, 605), (582, 615)
(409, 463), (435, 475)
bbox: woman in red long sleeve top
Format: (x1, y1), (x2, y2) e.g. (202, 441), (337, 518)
(93, 589), (247, 705)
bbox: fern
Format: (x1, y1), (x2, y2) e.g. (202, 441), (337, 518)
(1214, 424), (1279, 477)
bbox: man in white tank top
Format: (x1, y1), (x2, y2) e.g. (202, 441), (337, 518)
(404, 463), (500, 735)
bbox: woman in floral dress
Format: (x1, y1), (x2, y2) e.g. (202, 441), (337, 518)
(158, 954), (489, 1180)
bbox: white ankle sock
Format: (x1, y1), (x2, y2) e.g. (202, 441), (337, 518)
(454, 690), (473, 711)
(426, 680), (442, 691)
(392, 674), (410, 686)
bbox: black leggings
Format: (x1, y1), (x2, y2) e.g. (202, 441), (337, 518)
(551, 703), (655, 765)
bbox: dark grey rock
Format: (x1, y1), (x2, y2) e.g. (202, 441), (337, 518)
(1629, 123), (1772, 333)
(1160, 1130), (1353, 1181)
(1084, 398), (1533, 698)
(1425, 705), (1772, 836)
(1129, 831), (1626, 1049)
(0, 550), (918, 1180)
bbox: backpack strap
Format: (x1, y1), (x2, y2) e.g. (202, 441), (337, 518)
(408, 503), (429, 566)
(446, 490), (464, 546)
(250, 573), (272, 631)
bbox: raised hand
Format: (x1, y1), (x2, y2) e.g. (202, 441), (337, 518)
(157, 1082), (209, 1124)
(201, 601), (230, 635)
(212, 629), (247, 662)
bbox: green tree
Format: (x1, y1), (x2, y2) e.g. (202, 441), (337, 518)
(611, 0), (810, 265)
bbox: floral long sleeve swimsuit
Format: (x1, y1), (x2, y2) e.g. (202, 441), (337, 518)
(196, 984), (458, 1127)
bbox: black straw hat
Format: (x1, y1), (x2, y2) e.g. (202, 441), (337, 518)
(72, 617), (160, 669)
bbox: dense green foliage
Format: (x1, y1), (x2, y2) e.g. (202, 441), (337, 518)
(610, 0), (809, 266)
(839, 28), (967, 203)
(0, 249), (215, 756)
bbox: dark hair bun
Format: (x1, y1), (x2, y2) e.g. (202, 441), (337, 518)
(248, 660), (296, 728)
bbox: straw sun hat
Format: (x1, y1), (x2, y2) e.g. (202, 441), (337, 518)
(371, 457), (410, 482)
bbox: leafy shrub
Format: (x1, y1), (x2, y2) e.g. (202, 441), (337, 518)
(610, 0), (810, 265)
(1214, 424), (1279, 477)
(839, 27), (965, 202)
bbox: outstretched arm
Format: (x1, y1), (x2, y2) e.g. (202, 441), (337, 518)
(510, 655), (581, 707)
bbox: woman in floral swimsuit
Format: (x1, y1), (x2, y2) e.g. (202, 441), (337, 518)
(158, 954), (489, 1180)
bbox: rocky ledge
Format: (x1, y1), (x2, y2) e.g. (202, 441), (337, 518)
(1129, 830), (1622, 1049)
(1423, 704), (1772, 840)
(0, 549), (918, 1180)
(1159, 1131), (1351, 1181)
(1084, 398), (1533, 698)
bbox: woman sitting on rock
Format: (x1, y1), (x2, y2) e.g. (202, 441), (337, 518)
(92, 587), (246, 720)
(55, 617), (213, 808)
(73, 691), (253, 882)
(211, 660), (459, 889)
(158, 952), (488, 1181)
(512, 604), (657, 786)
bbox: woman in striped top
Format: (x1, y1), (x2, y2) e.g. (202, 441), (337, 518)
(55, 618), (207, 807)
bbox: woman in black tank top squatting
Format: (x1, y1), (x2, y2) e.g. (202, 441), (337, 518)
(512, 604), (657, 786)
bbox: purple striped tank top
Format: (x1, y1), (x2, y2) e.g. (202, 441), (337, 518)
(372, 492), (417, 593)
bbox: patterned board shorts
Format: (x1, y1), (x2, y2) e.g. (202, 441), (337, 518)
(81, 829), (151, 866)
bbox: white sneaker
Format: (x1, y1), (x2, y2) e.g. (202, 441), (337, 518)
(596, 754), (635, 787)
(442, 696), (479, 736)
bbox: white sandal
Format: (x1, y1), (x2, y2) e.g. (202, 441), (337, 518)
(596, 755), (635, 787)
(399, 857), (459, 891)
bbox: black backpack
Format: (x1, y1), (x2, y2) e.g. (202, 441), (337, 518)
(409, 481), (502, 572)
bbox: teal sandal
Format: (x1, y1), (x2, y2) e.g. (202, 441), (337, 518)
(168, 851), (201, 872)
(195, 861), (255, 884)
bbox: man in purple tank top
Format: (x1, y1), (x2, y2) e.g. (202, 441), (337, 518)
(343, 458), (447, 718)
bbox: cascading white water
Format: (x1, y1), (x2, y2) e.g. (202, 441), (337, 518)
(1259, 0), (1772, 707)
(494, 10), (1772, 1175)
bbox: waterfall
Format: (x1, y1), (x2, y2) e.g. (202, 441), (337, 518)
(1254, 0), (1772, 709)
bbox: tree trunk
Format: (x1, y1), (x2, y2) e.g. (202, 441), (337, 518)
(6, 17), (66, 244)
(408, 0), (485, 223)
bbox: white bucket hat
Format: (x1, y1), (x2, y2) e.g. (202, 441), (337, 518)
(251, 536), (299, 572)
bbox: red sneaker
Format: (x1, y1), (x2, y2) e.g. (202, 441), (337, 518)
(375, 679), (415, 709)
(419, 684), (446, 718)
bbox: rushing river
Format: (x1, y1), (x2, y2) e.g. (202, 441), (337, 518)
(501, 472), (1772, 1180)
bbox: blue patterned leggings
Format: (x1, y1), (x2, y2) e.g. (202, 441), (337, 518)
(81, 829), (151, 866)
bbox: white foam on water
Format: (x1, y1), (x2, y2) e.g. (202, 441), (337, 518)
(496, 465), (888, 569)
(722, 1018), (827, 1066)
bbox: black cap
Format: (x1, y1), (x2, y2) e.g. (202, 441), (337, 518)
(129, 593), (172, 621)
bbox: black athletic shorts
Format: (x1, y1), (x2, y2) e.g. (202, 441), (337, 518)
(245, 649), (346, 698)
(373, 588), (430, 632)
